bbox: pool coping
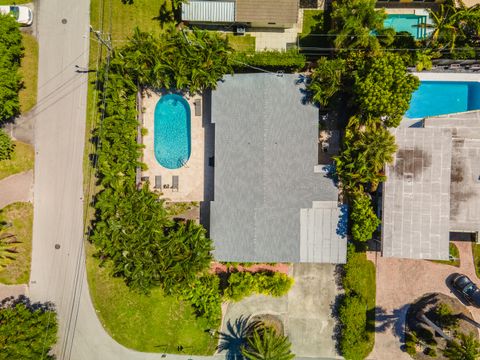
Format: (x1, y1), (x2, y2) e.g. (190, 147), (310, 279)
(413, 72), (480, 82)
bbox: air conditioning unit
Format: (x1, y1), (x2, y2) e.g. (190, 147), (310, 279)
(235, 25), (246, 35)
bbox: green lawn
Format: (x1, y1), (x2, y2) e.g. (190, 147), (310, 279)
(473, 243), (480, 278)
(86, 243), (218, 354)
(299, 10), (325, 49)
(19, 33), (38, 113)
(0, 202), (33, 284)
(0, 141), (34, 181)
(227, 34), (255, 53)
(0, 0), (30, 4)
(432, 243), (460, 267)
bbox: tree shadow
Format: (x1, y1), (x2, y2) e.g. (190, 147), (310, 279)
(217, 315), (259, 360)
(0, 295), (55, 313)
(374, 305), (411, 339)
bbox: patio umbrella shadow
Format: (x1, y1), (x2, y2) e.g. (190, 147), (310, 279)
(217, 315), (258, 360)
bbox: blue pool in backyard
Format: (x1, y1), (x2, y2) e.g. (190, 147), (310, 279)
(383, 14), (427, 40)
(406, 81), (480, 119)
(154, 94), (191, 169)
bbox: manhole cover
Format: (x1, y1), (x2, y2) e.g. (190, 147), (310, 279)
(61, 18), (67, 24)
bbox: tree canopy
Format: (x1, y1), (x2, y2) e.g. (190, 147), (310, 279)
(0, 14), (23, 123)
(0, 130), (14, 161)
(443, 332), (480, 360)
(241, 326), (295, 360)
(0, 296), (57, 360)
(352, 52), (420, 127)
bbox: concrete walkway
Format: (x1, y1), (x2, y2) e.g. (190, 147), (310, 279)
(367, 241), (480, 360)
(0, 170), (33, 209)
(0, 284), (28, 300)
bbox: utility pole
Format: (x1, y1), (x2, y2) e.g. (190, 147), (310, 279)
(89, 25), (112, 52)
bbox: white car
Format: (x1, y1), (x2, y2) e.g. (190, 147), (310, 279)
(0, 5), (33, 26)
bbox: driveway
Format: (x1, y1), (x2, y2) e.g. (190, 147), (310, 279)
(368, 241), (480, 360)
(0, 170), (33, 209)
(220, 264), (342, 359)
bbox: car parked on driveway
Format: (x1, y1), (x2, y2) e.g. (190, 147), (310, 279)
(0, 5), (33, 26)
(450, 273), (480, 306)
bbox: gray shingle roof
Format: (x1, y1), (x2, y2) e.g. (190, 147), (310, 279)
(210, 74), (344, 263)
(382, 128), (452, 260)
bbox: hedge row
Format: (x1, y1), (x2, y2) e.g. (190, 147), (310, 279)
(231, 49), (306, 72)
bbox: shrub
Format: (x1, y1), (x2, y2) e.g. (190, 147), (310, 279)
(434, 303), (459, 330)
(0, 14), (23, 123)
(417, 326), (437, 346)
(0, 296), (58, 359)
(176, 274), (222, 326)
(425, 347), (437, 357)
(0, 129), (14, 161)
(224, 271), (294, 301)
(338, 294), (371, 360)
(231, 49), (306, 72)
(350, 191), (380, 243)
(405, 332), (418, 355)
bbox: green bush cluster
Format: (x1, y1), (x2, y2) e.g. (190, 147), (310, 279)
(349, 191), (380, 243)
(434, 303), (459, 330)
(0, 130), (14, 161)
(0, 14), (23, 124)
(0, 297), (57, 359)
(338, 244), (376, 360)
(231, 49), (306, 72)
(0, 15), (23, 161)
(91, 27), (236, 293)
(405, 332), (418, 355)
(224, 271), (294, 301)
(176, 274), (222, 326)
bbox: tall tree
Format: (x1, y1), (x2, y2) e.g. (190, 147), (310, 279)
(330, 0), (387, 53)
(352, 52), (419, 127)
(241, 326), (295, 360)
(0, 296), (57, 360)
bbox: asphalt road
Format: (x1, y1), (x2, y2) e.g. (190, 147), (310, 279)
(28, 0), (343, 359)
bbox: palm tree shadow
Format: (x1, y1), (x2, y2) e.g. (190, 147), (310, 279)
(217, 315), (258, 360)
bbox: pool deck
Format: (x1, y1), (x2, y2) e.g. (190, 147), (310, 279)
(141, 90), (205, 203)
(413, 72), (480, 82)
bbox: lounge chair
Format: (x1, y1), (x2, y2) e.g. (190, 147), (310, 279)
(194, 99), (202, 116)
(154, 175), (162, 189)
(449, 63), (461, 70)
(172, 175), (179, 192)
(470, 64), (480, 71)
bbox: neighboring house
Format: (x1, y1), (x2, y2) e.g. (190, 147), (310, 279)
(382, 113), (480, 260)
(181, 0), (299, 29)
(209, 73), (347, 264)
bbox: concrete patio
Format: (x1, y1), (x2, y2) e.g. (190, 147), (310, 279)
(141, 90), (205, 202)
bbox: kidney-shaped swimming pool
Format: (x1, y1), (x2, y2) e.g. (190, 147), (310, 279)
(154, 94), (191, 169)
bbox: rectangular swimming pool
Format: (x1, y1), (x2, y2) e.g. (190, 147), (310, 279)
(406, 81), (480, 119)
(383, 14), (427, 40)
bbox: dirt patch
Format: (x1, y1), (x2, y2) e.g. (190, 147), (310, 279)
(211, 262), (290, 275)
(394, 148), (432, 180)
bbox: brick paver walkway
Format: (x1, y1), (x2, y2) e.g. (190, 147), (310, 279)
(367, 241), (480, 359)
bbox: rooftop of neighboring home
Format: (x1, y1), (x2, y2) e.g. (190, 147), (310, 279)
(181, 0), (298, 26)
(424, 113), (480, 233)
(382, 127), (452, 261)
(209, 73), (346, 264)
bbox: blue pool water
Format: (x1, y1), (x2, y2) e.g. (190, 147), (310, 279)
(383, 14), (427, 40)
(154, 94), (191, 169)
(406, 81), (480, 119)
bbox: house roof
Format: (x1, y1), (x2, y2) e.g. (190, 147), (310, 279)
(424, 113), (480, 233)
(210, 74), (344, 263)
(236, 0), (298, 24)
(382, 128), (452, 260)
(181, 1), (235, 23)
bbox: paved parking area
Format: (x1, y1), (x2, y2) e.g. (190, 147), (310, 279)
(219, 264), (342, 359)
(368, 241), (480, 360)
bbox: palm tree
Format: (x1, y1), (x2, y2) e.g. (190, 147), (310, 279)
(330, 0), (387, 53)
(443, 332), (480, 360)
(241, 326), (295, 360)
